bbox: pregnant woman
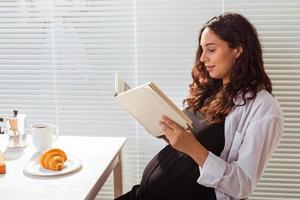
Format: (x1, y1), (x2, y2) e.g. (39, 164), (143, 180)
(116, 13), (284, 200)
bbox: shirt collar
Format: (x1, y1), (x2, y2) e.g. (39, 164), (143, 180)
(233, 92), (253, 105)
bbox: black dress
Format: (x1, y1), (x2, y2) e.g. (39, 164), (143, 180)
(116, 109), (225, 200)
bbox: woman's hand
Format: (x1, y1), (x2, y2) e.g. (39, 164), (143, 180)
(159, 115), (196, 154)
(159, 115), (209, 166)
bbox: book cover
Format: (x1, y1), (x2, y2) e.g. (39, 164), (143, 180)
(113, 74), (192, 137)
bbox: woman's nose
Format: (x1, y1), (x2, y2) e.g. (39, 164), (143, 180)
(200, 51), (207, 63)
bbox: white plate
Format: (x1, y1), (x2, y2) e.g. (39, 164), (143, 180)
(24, 156), (82, 176)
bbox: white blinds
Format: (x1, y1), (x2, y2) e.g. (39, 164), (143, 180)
(0, 1), (136, 199)
(0, 1), (55, 120)
(224, 1), (300, 199)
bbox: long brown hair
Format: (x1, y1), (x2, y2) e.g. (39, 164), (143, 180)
(184, 13), (272, 124)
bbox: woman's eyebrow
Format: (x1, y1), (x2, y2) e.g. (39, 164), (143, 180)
(205, 43), (216, 47)
(200, 43), (217, 48)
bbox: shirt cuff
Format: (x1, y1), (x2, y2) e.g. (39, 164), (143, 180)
(197, 151), (227, 187)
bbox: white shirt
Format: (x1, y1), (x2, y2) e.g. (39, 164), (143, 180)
(197, 90), (284, 200)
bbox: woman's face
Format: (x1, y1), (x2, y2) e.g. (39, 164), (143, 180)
(200, 27), (241, 84)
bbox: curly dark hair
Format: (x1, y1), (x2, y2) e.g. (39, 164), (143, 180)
(184, 13), (272, 124)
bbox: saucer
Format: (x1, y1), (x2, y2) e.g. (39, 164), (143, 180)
(24, 156), (82, 176)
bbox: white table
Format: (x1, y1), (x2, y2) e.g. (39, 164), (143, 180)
(0, 135), (126, 200)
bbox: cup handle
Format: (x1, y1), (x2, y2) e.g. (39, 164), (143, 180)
(52, 125), (59, 141)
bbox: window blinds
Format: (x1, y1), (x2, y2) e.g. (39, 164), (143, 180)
(0, 1), (55, 120)
(0, 1), (136, 199)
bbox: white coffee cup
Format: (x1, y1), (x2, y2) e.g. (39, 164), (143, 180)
(31, 123), (59, 152)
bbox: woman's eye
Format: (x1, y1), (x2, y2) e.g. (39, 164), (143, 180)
(208, 49), (216, 53)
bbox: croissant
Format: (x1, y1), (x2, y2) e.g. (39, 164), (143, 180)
(39, 148), (67, 171)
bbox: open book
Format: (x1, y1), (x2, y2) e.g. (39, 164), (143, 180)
(113, 74), (192, 137)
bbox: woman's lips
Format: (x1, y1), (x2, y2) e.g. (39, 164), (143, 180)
(206, 66), (215, 72)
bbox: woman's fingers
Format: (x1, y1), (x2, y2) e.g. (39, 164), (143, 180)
(159, 121), (173, 133)
(160, 115), (181, 130)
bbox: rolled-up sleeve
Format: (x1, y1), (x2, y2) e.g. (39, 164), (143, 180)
(197, 115), (284, 199)
(198, 152), (227, 186)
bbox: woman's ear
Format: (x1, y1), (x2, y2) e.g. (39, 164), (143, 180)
(234, 46), (243, 59)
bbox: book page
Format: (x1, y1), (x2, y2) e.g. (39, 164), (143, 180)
(148, 82), (192, 125)
(114, 74), (131, 95)
(114, 83), (192, 137)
